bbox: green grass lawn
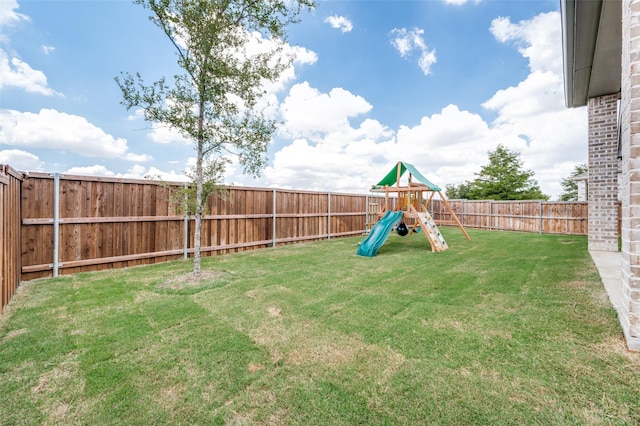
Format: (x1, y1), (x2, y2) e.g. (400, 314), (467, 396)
(1, 228), (639, 425)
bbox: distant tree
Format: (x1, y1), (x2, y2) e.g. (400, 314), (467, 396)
(467, 144), (549, 200)
(445, 182), (472, 199)
(116, 0), (314, 276)
(559, 163), (587, 201)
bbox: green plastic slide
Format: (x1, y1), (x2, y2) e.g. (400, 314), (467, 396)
(357, 210), (404, 257)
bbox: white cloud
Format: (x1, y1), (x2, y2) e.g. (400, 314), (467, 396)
(262, 83), (512, 194)
(390, 28), (424, 57)
(258, 85), (397, 193)
(389, 27), (437, 75)
(482, 10), (587, 197)
(0, 2), (59, 96)
(64, 165), (116, 177)
(490, 12), (562, 75)
(63, 164), (189, 182)
(264, 134), (394, 193)
(41, 45), (55, 55)
(0, 149), (44, 171)
(0, 0), (29, 33)
(147, 122), (191, 145)
(0, 49), (61, 96)
(238, 35), (319, 122)
(125, 107), (192, 145)
(266, 96), (563, 196)
(292, 45), (319, 66)
(324, 15), (353, 33)
(245, 31), (318, 94)
(123, 152), (153, 162)
(279, 82), (372, 139)
(483, 70), (564, 120)
(119, 164), (189, 182)
(263, 96), (534, 195)
(0, 108), (131, 158)
(127, 109), (145, 121)
(140, 166), (189, 182)
(395, 105), (529, 183)
(418, 50), (438, 75)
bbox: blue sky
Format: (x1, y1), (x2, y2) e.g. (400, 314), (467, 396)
(0, 0), (586, 199)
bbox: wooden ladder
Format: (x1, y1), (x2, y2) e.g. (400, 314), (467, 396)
(365, 202), (381, 234)
(409, 205), (448, 252)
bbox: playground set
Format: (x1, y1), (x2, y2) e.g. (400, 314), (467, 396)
(357, 161), (470, 257)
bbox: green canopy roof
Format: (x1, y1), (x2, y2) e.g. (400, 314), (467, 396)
(375, 162), (441, 191)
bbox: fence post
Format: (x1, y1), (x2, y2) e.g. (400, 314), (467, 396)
(365, 194), (369, 233)
(539, 200), (543, 234)
(489, 200), (493, 230)
(52, 173), (60, 277)
(272, 189), (277, 247)
(327, 192), (331, 239)
(462, 199), (465, 226)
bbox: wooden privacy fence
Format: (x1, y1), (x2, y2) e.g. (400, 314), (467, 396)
(19, 172), (369, 282)
(1, 165), (593, 314)
(430, 199), (589, 235)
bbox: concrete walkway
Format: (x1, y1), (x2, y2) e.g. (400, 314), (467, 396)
(590, 250), (640, 351)
(589, 250), (622, 314)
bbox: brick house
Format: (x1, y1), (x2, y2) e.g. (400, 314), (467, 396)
(561, 0), (639, 350)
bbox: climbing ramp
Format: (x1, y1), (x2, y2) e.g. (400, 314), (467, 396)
(409, 205), (448, 252)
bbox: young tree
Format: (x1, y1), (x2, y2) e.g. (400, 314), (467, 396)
(116, 0), (314, 275)
(559, 163), (587, 201)
(468, 144), (549, 200)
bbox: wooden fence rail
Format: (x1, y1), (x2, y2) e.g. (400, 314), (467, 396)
(0, 164), (591, 314)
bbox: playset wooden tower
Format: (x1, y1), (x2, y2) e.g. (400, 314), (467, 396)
(357, 161), (470, 257)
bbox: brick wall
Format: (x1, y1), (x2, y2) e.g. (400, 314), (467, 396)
(588, 94), (620, 252)
(620, 0), (640, 351)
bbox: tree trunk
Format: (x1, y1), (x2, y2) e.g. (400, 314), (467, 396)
(194, 93), (206, 276)
(194, 143), (203, 276)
